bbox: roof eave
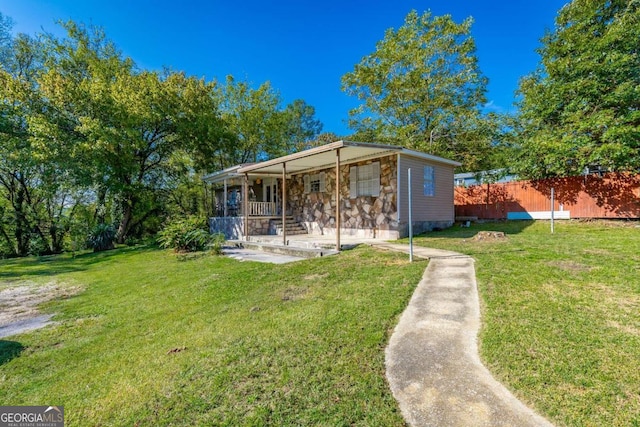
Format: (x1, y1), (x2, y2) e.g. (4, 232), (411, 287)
(399, 148), (462, 167)
(237, 140), (403, 174)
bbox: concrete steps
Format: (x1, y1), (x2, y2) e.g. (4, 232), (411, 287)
(226, 240), (338, 258)
(271, 217), (307, 236)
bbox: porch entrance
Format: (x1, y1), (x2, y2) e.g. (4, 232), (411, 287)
(263, 178), (279, 211)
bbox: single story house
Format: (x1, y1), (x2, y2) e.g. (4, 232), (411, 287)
(203, 140), (461, 250)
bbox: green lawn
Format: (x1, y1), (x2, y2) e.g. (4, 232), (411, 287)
(409, 220), (640, 427)
(0, 246), (426, 426)
(2, 221), (639, 426)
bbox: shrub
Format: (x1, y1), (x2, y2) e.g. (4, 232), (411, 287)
(208, 232), (225, 255)
(158, 217), (224, 253)
(124, 236), (140, 247)
(88, 223), (116, 252)
(28, 234), (50, 256)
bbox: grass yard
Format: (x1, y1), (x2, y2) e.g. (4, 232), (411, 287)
(410, 220), (640, 427)
(2, 220), (638, 426)
(0, 246), (426, 426)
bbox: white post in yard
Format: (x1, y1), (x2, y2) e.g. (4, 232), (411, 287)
(243, 173), (249, 241)
(335, 148), (341, 252)
(551, 187), (555, 234)
(408, 168), (413, 263)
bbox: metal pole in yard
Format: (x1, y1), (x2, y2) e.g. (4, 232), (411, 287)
(408, 168), (413, 262)
(335, 148), (341, 252)
(551, 187), (555, 234)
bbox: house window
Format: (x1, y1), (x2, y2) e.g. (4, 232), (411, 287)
(310, 175), (320, 192)
(303, 172), (326, 193)
(424, 166), (435, 196)
(349, 162), (380, 197)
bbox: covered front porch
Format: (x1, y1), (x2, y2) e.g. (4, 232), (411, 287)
(203, 164), (283, 218)
(204, 141), (460, 252)
(203, 164), (304, 240)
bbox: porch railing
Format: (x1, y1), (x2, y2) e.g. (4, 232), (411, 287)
(243, 201), (278, 216)
(215, 201), (278, 217)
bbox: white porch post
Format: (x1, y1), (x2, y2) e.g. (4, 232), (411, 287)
(335, 148), (341, 251)
(223, 179), (228, 217)
(243, 173), (249, 241)
(282, 162), (287, 246)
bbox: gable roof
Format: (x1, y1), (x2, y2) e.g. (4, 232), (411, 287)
(236, 140), (460, 176)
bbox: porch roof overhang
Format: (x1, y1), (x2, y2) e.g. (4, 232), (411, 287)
(202, 163), (262, 184)
(236, 140), (461, 176)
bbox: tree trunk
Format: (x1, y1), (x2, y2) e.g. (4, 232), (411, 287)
(49, 225), (65, 254)
(0, 222), (17, 256)
(116, 198), (134, 244)
(14, 188), (30, 257)
(94, 186), (107, 224)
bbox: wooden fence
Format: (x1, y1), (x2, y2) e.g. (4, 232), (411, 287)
(454, 173), (640, 220)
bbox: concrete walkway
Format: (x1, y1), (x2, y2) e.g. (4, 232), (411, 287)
(372, 243), (554, 427)
(222, 247), (306, 264)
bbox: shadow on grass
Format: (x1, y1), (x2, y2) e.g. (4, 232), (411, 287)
(0, 340), (24, 366)
(450, 248), (527, 257)
(175, 251), (215, 262)
(0, 245), (161, 281)
(414, 220), (536, 240)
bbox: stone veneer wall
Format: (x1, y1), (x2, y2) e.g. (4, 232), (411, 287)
(287, 155), (399, 238)
(209, 217), (276, 240)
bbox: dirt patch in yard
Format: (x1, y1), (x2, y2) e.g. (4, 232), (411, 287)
(0, 282), (81, 338)
(303, 272), (329, 281)
(471, 231), (508, 241)
(547, 260), (595, 273)
(281, 286), (309, 302)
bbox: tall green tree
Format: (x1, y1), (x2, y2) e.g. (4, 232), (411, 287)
(0, 12), (12, 64)
(215, 76), (322, 166)
(285, 99), (323, 152)
(515, 0), (640, 179)
(215, 76), (287, 165)
(0, 15), (324, 255)
(0, 20), (81, 256)
(309, 131), (342, 147)
(341, 10), (494, 171)
(35, 21), (225, 243)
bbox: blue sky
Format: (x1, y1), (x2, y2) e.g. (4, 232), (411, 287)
(2, 0), (567, 136)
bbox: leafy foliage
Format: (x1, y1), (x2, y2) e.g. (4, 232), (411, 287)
(34, 22), (227, 244)
(0, 14), (323, 258)
(87, 223), (116, 252)
(515, 0), (640, 179)
(342, 10), (498, 171)
(213, 76), (322, 167)
(157, 216), (224, 253)
(0, 20), (80, 257)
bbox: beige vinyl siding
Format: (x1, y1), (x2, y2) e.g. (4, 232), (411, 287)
(397, 154), (455, 222)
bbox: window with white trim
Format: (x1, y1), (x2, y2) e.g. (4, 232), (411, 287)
(303, 172), (326, 193)
(349, 162), (380, 197)
(424, 166), (435, 196)
(310, 175), (320, 192)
